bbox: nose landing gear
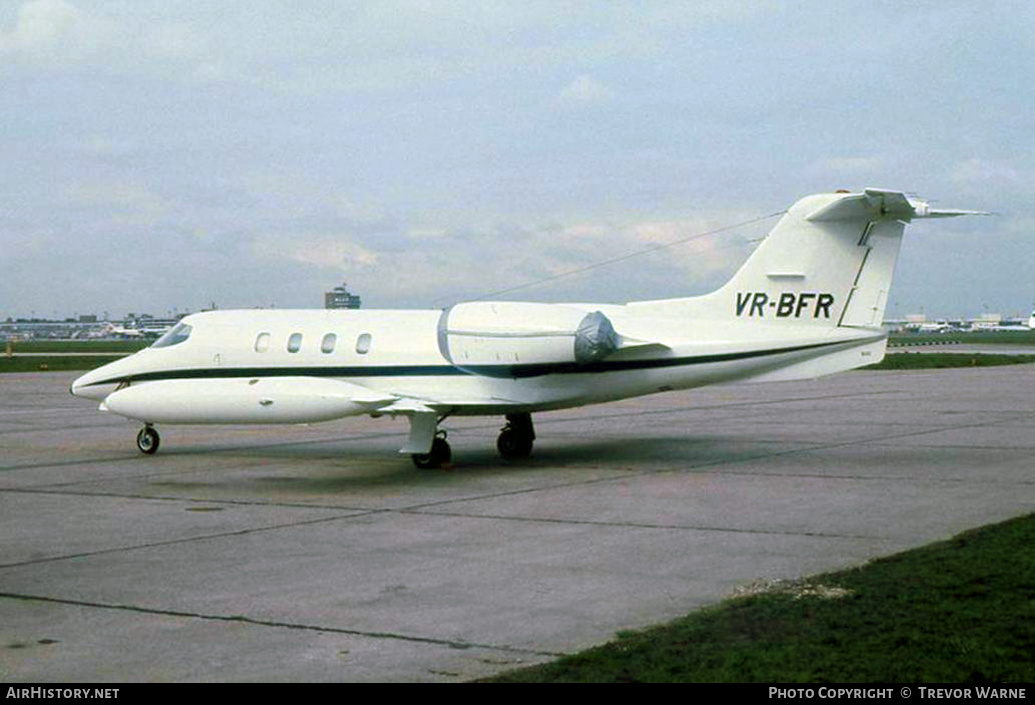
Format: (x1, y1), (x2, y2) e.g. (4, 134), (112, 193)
(136, 425), (160, 455)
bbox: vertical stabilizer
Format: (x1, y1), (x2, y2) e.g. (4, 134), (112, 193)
(716, 189), (908, 329)
(643, 189), (986, 329)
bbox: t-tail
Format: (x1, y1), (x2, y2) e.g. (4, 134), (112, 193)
(645, 188), (985, 329)
(632, 188), (988, 379)
(709, 188), (988, 329)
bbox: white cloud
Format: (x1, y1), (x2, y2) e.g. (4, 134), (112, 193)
(0, 0), (81, 51)
(557, 74), (614, 106)
(806, 156), (884, 180)
(625, 217), (756, 276)
(253, 235), (381, 271)
(0, 0), (113, 63)
(145, 22), (200, 60)
(66, 181), (166, 226)
(950, 158), (1021, 185)
(406, 228), (449, 240)
(80, 135), (135, 158)
(0, 0), (231, 81)
(820, 156), (883, 172)
(357, 212), (759, 305)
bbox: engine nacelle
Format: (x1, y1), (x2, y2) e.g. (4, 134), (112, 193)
(437, 302), (619, 377)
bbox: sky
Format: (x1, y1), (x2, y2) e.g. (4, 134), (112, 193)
(1, 0), (1031, 320)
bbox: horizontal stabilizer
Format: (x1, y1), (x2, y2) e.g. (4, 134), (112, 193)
(807, 188), (990, 223)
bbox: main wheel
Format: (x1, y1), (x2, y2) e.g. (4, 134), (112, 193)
(412, 436), (451, 469)
(136, 426), (160, 455)
(497, 428), (533, 458)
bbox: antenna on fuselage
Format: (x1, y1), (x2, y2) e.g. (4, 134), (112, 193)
(440, 210), (785, 306)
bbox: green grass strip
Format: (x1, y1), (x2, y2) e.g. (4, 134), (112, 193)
(484, 514), (1035, 682)
(889, 331), (1035, 346)
(2, 340), (148, 353)
(865, 353), (1035, 370)
(0, 356), (126, 373)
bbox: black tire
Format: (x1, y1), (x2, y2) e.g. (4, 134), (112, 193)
(136, 427), (160, 455)
(497, 428), (533, 458)
(412, 437), (451, 469)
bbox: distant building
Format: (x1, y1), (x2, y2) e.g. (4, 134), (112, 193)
(325, 282), (362, 309)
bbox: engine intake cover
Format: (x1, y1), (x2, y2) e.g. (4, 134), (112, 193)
(438, 302), (619, 377)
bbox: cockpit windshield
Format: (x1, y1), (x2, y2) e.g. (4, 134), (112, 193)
(151, 322), (193, 349)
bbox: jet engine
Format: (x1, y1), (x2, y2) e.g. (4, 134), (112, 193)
(438, 302), (619, 376)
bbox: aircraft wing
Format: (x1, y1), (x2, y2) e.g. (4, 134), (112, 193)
(380, 395), (529, 415)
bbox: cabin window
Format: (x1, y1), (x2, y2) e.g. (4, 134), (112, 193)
(254, 332), (271, 353)
(356, 333), (372, 354)
(287, 332), (303, 353)
(321, 333), (337, 354)
(151, 323), (192, 348)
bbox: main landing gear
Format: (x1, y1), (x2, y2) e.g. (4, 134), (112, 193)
(497, 413), (535, 459)
(408, 412), (536, 468)
(411, 430), (452, 469)
(136, 425), (160, 455)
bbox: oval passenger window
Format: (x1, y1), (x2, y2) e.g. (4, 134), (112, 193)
(287, 332), (303, 353)
(321, 333), (337, 354)
(254, 332), (271, 353)
(355, 333), (372, 354)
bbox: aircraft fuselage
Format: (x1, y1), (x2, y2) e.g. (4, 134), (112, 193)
(70, 188), (985, 463)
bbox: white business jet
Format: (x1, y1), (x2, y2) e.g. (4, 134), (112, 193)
(71, 189), (984, 467)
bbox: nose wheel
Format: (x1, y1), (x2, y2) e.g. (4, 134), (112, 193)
(136, 425), (160, 455)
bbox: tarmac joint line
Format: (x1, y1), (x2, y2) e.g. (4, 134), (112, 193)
(0, 591), (565, 659)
